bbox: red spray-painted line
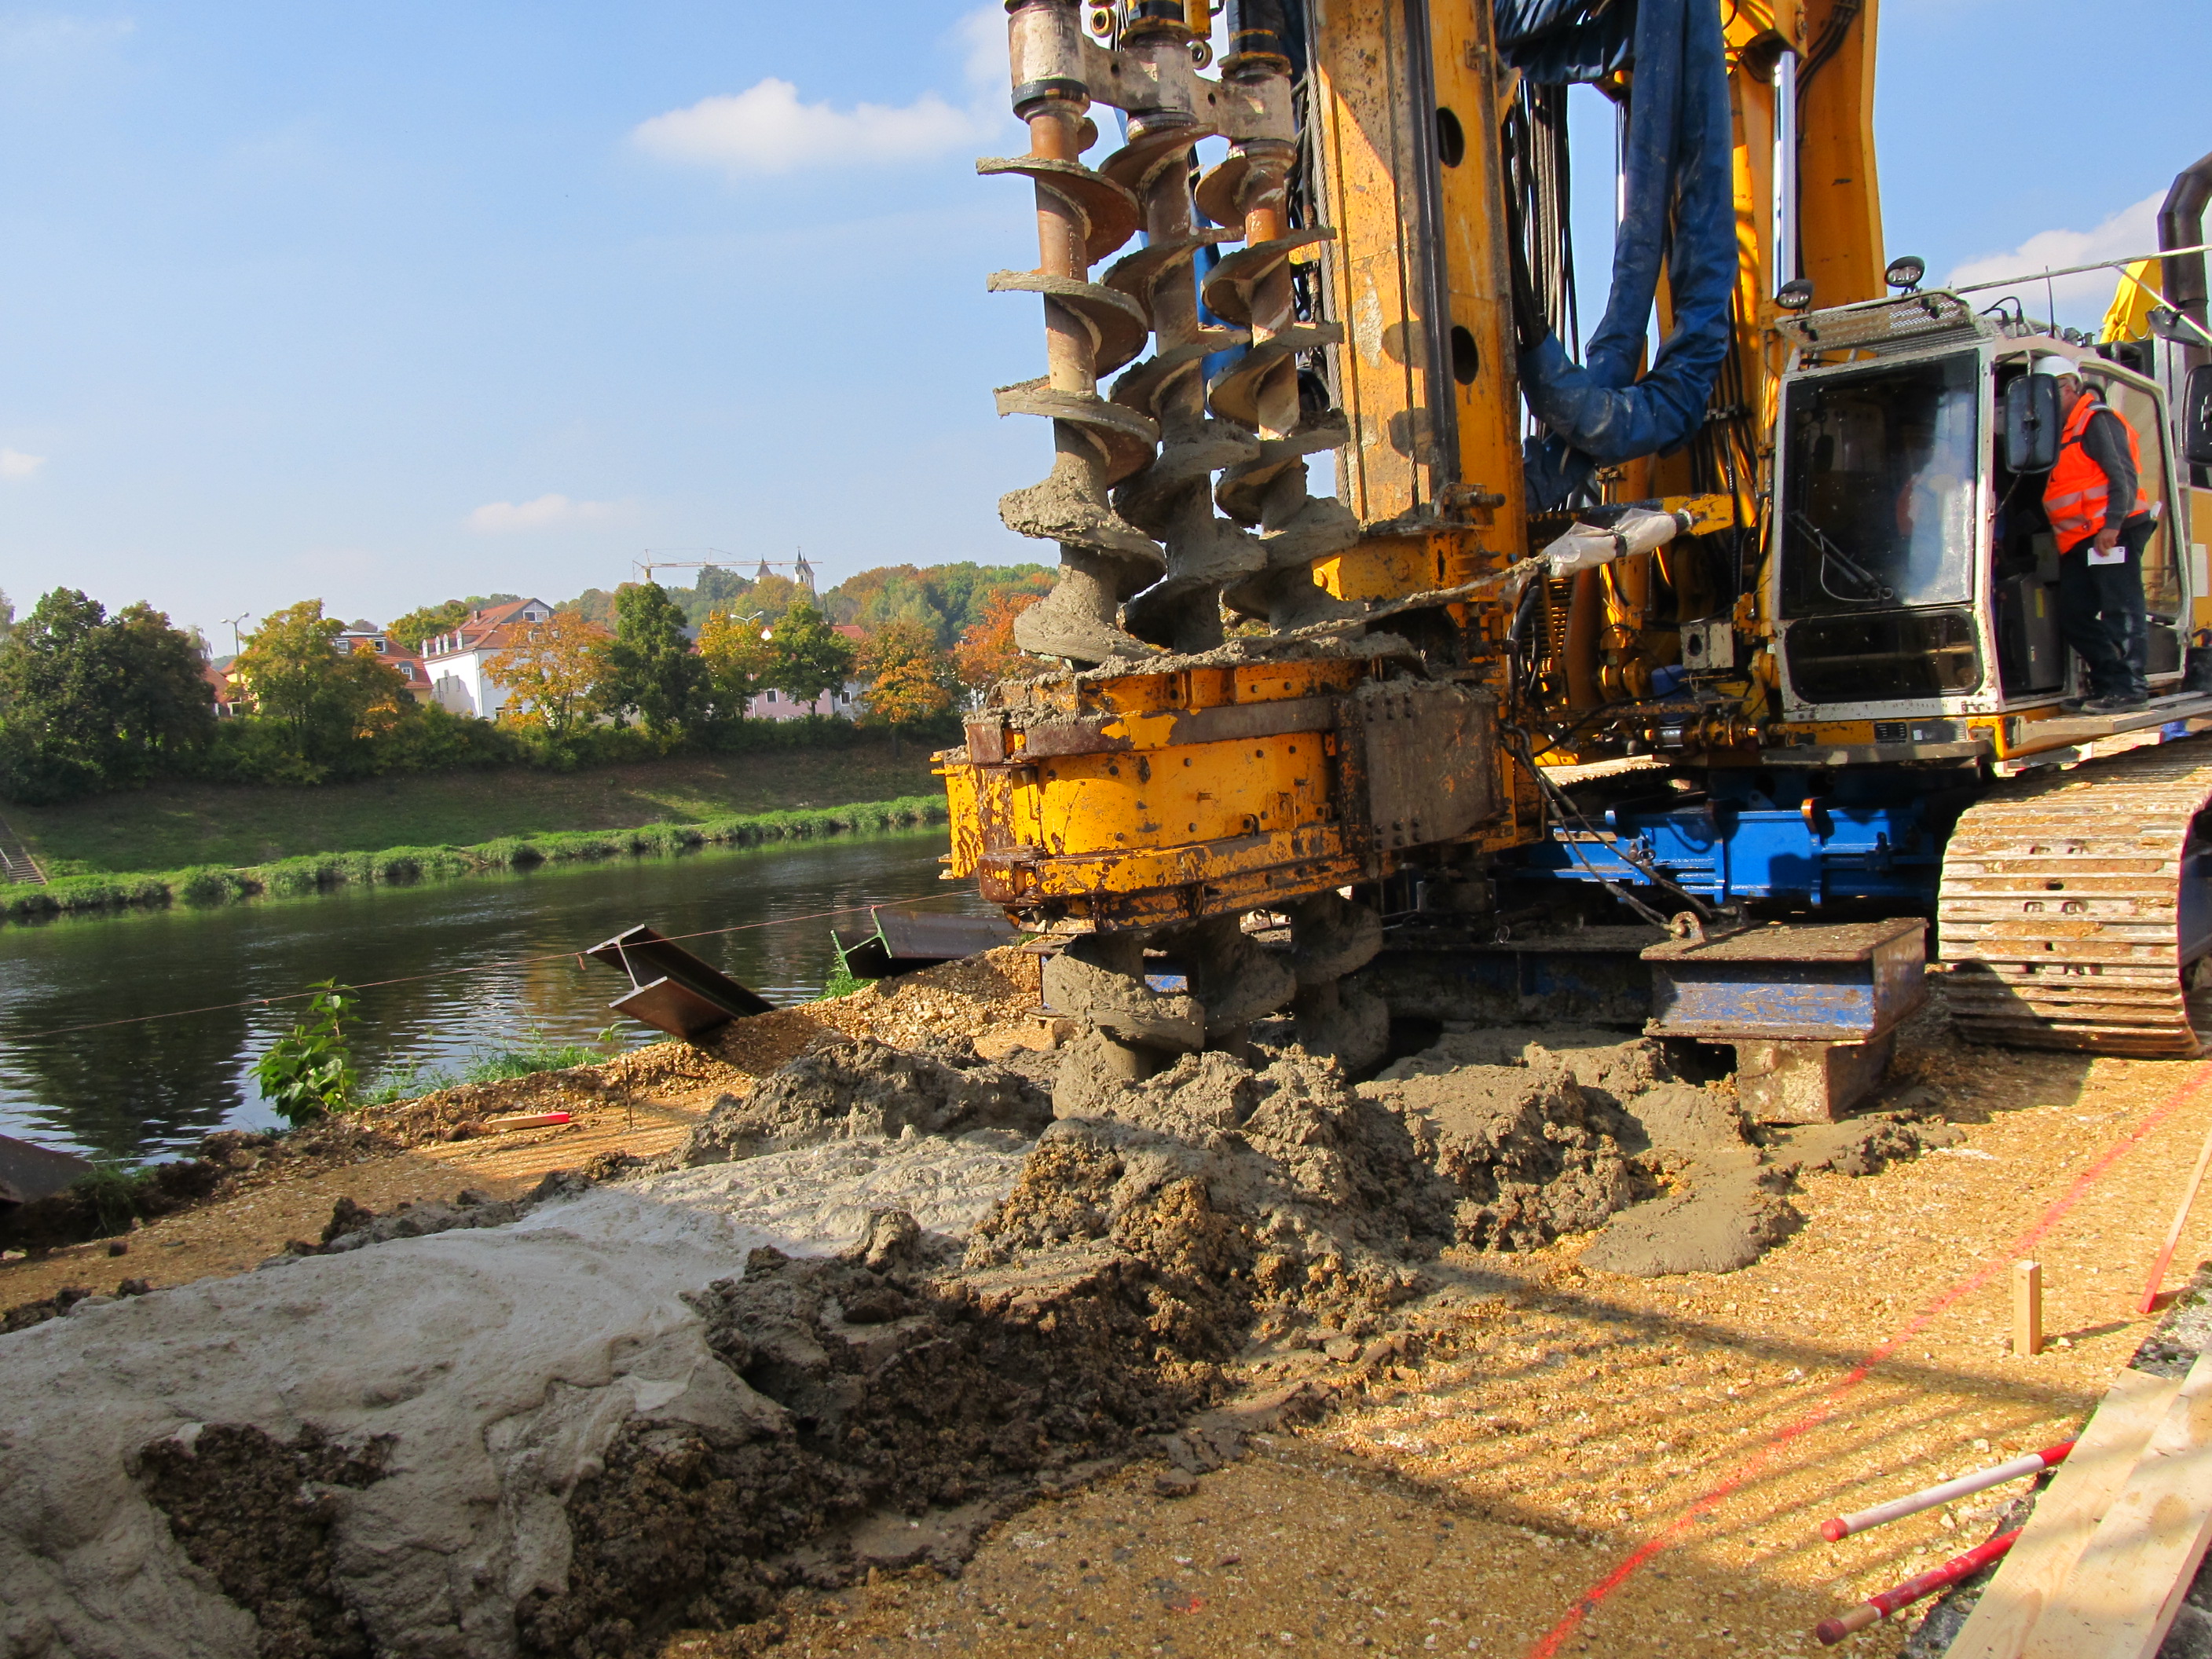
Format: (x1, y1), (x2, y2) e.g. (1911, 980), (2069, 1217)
(1522, 1060), (2212, 1659)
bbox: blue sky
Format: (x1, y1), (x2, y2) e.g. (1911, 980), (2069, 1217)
(0, 1), (2203, 646)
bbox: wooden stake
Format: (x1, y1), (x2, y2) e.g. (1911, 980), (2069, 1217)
(2015, 1261), (2044, 1357)
(2137, 1113), (2212, 1314)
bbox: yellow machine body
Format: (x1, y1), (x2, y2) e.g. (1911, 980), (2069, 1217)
(944, 0), (2200, 939)
(941, 0), (1851, 928)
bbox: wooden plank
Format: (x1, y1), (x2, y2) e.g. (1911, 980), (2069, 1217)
(1947, 1365), (2181, 1659)
(2022, 1347), (2212, 1659)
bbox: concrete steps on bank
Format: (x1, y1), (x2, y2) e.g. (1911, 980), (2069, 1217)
(0, 815), (46, 885)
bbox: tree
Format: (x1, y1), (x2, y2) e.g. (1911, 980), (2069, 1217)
(679, 564), (753, 627)
(108, 603), (222, 770)
(762, 602), (856, 709)
(0, 588), (13, 640)
(954, 589), (1046, 695)
(386, 600), (469, 654)
(0, 588), (214, 801)
(236, 600), (409, 775)
(697, 606), (775, 710)
(556, 588), (618, 629)
(386, 595), (522, 653)
(856, 621), (953, 756)
(600, 581), (706, 737)
(826, 562), (1053, 650)
(742, 573), (811, 629)
(485, 611), (608, 739)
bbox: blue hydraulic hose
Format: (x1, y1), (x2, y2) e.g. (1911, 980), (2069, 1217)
(1495, 0), (1738, 507)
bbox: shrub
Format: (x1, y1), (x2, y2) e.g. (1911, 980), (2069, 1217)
(474, 836), (540, 869)
(257, 856), (328, 897)
(176, 866), (250, 906)
(0, 792), (952, 927)
(42, 872), (172, 913)
(72, 1160), (150, 1236)
(249, 981), (359, 1125)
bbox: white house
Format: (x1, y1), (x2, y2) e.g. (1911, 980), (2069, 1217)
(419, 597), (555, 719)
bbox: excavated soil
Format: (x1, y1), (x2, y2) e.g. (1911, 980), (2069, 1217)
(668, 1034), (1052, 1166)
(1, 986), (1974, 1658)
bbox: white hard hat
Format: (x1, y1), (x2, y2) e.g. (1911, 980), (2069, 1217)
(2033, 353), (2082, 379)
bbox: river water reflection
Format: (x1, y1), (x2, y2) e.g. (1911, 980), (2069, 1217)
(0, 830), (979, 1161)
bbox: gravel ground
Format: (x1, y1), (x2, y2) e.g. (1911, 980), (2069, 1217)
(9, 960), (2210, 1657)
(655, 1020), (2212, 1658)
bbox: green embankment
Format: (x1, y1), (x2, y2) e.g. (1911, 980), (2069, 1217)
(3, 797), (948, 923)
(6, 744), (943, 873)
(1, 743), (954, 924)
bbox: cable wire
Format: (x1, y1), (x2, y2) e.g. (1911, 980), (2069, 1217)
(3, 890), (981, 1046)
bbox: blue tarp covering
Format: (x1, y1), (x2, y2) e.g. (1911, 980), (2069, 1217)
(1493, 0), (1635, 82)
(1499, 0), (1738, 508)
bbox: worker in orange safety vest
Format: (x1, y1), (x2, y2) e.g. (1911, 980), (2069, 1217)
(2038, 353), (2158, 713)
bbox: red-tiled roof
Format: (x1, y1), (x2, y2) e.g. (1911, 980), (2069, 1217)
(420, 598), (555, 661)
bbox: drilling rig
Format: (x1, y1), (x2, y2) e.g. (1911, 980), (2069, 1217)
(941, 0), (2212, 1114)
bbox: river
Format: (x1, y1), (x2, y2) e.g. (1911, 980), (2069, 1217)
(0, 830), (983, 1162)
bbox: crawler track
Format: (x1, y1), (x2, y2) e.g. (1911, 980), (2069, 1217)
(1938, 740), (2212, 1056)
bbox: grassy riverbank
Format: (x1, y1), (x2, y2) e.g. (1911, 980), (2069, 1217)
(5, 741), (946, 876)
(2, 795), (947, 924)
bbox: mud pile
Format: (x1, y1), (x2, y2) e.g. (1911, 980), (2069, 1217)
(669, 1033), (1052, 1165)
(974, 1048), (1457, 1346)
(522, 1214), (1203, 1655)
(354, 949), (1048, 1150)
(1377, 1027), (1800, 1276)
(0, 1124), (393, 1254)
(1356, 1041), (1650, 1250)
(1371, 1026), (1955, 1276)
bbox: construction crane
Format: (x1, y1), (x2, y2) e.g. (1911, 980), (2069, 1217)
(939, 0), (2212, 1111)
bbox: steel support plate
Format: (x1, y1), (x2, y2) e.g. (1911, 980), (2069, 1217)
(1642, 917), (1927, 1042)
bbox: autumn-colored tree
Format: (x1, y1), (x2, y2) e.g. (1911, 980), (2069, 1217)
(485, 611), (608, 739)
(697, 606), (775, 712)
(953, 589), (1045, 694)
(856, 621), (953, 756)
(757, 572), (812, 616)
(235, 600), (411, 775)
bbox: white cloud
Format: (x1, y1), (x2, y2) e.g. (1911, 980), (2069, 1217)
(633, 79), (987, 177)
(0, 16), (134, 60)
(1947, 190), (2165, 317)
(632, 6), (1005, 178)
(466, 493), (617, 533)
(0, 449), (47, 481)
(958, 3), (1006, 92)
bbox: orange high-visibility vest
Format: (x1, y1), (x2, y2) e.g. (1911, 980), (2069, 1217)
(2043, 393), (2151, 552)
